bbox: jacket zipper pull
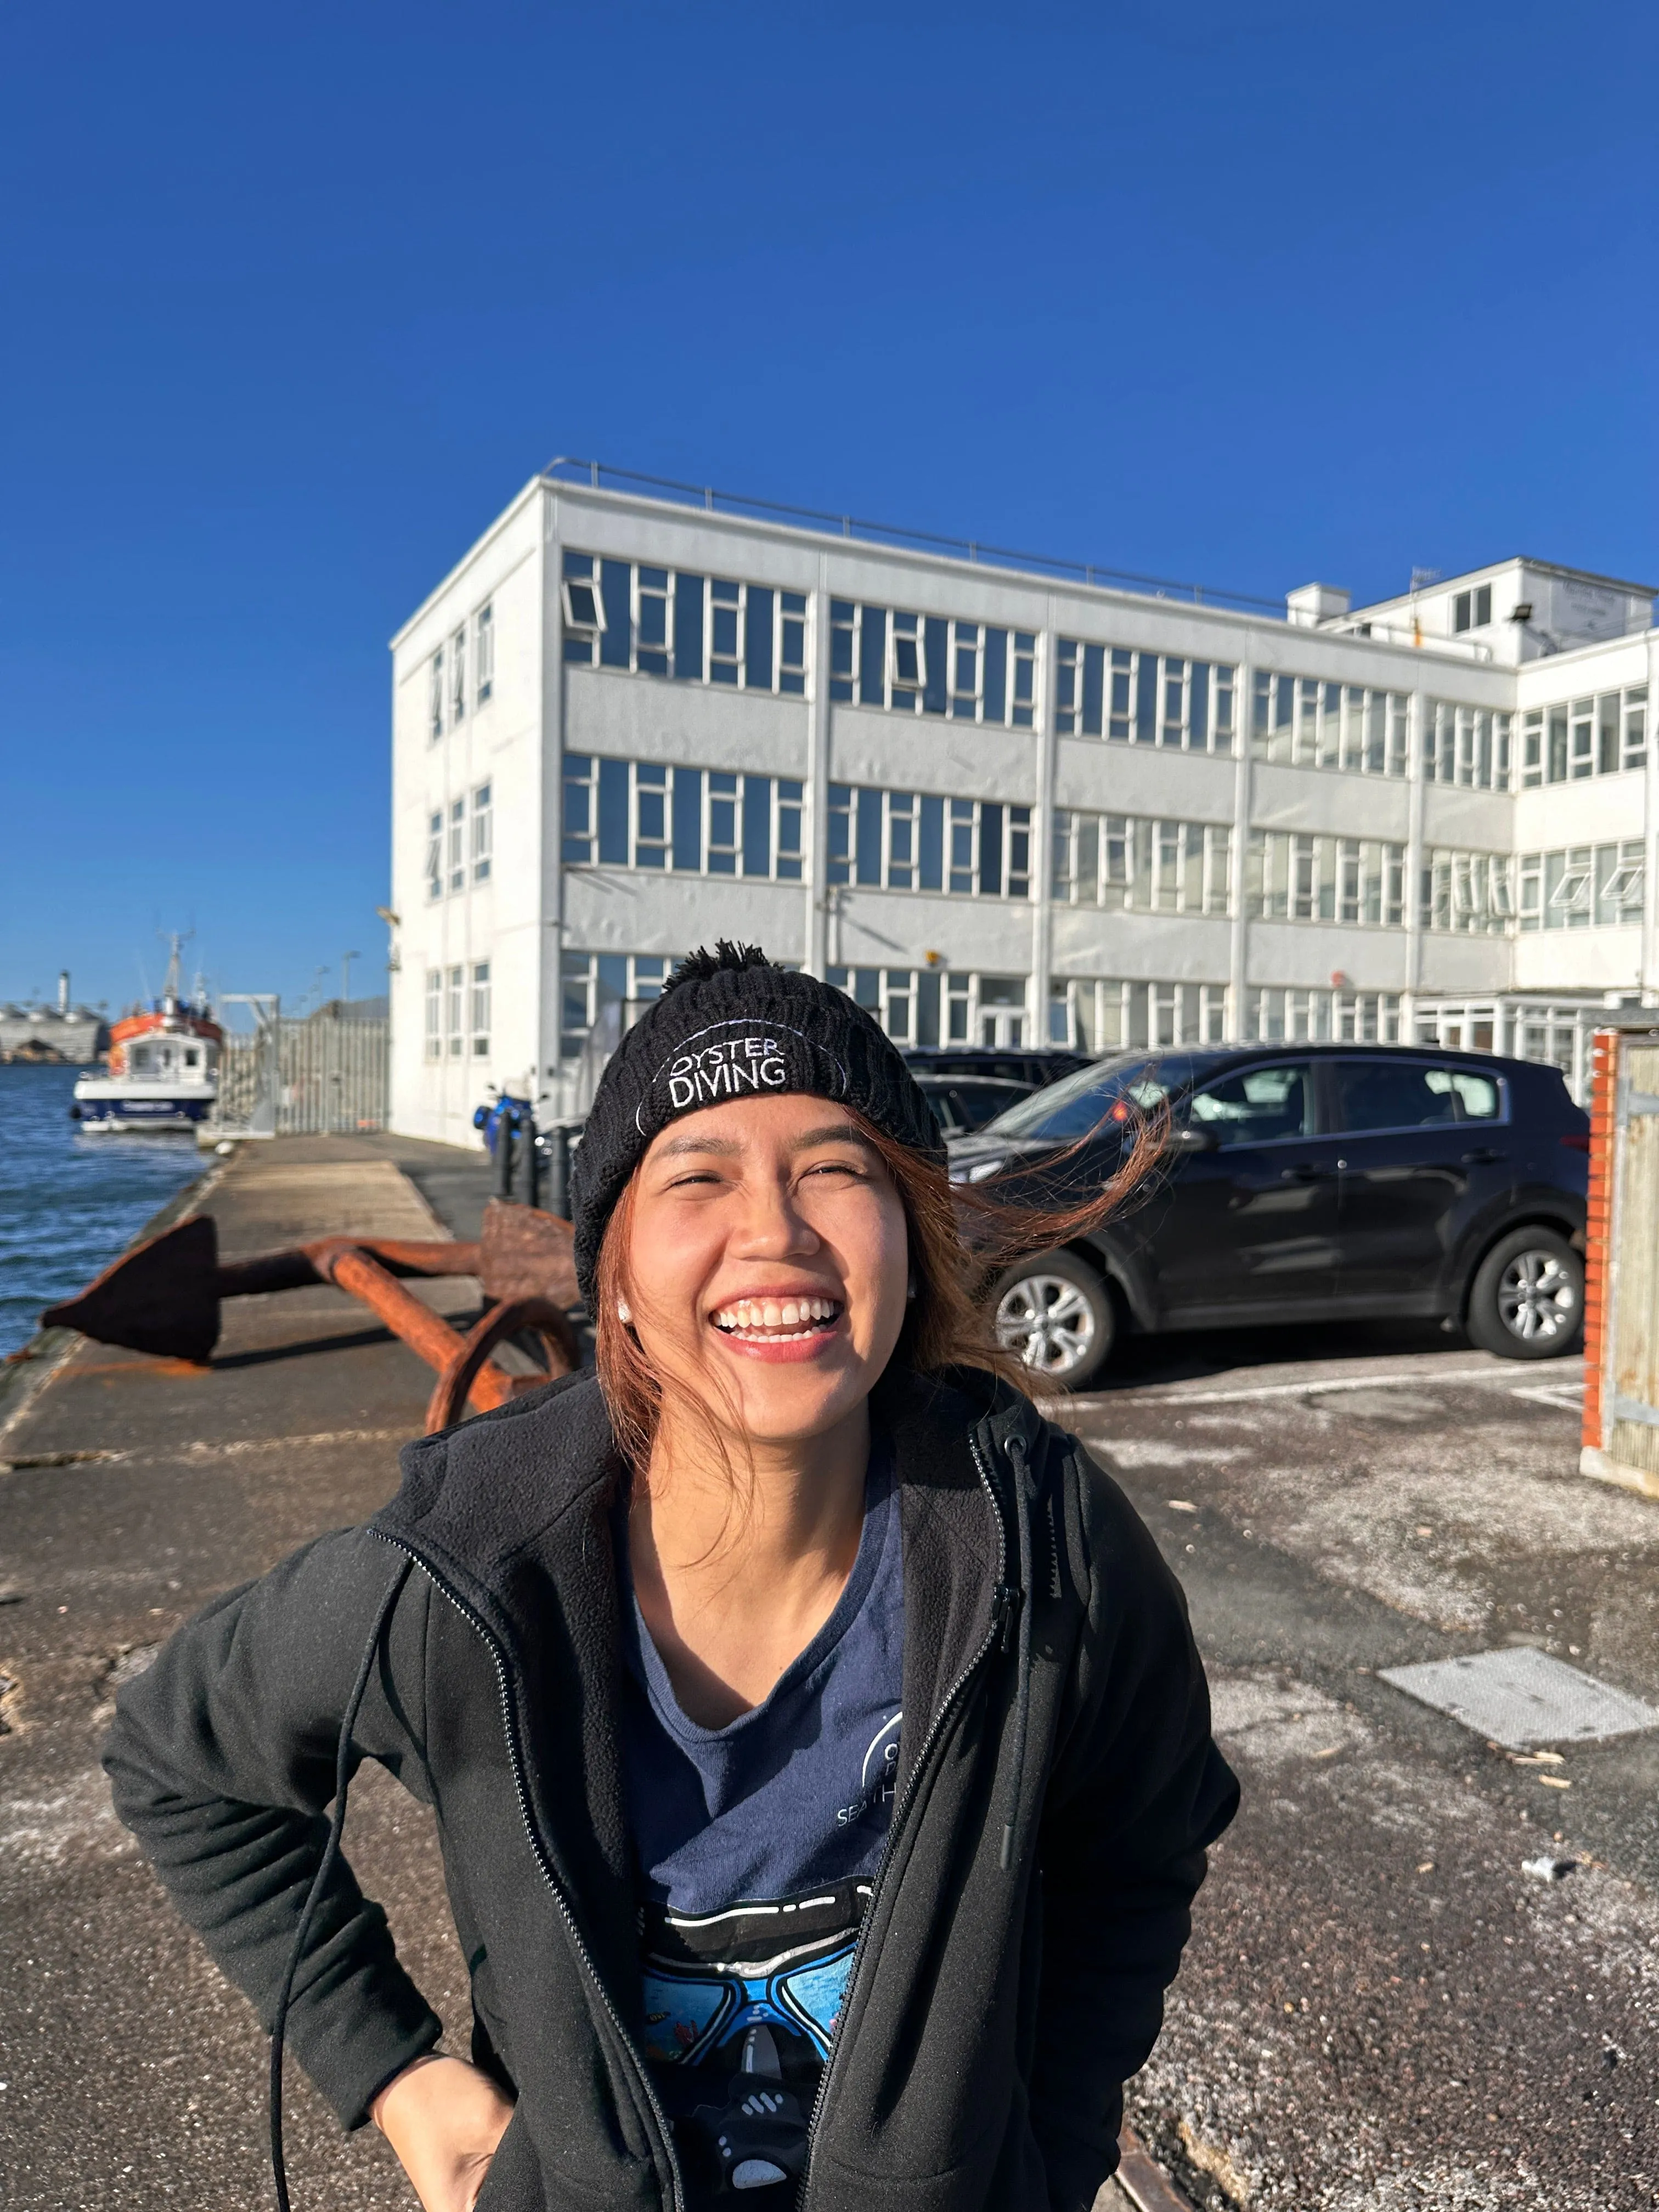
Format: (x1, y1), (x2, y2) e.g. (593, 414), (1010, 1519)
(993, 1582), (1023, 1655)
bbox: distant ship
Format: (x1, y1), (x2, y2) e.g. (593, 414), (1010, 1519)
(72, 939), (222, 1133)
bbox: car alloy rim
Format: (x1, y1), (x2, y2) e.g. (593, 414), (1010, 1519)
(995, 1274), (1097, 1375)
(1496, 1249), (1577, 1342)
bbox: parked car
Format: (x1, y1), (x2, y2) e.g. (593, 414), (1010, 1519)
(948, 1043), (1590, 1388)
(912, 1071), (1037, 1138)
(902, 1046), (1094, 1089)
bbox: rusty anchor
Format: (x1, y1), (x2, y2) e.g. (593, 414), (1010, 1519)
(40, 1199), (584, 1433)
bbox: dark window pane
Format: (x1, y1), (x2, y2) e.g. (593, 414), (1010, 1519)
(672, 768), (702, 871)
(673, 573), (703, 680)
(983, 628), (1008, 724)
(1136, 654), (1157, 743)
(743, 775), (771, 876)
(917, 969), (940, 1047)
(855, 788), (883, 885)
(1188, 1064), (1313, 1146)
(1332, 1060), (1457, 1132)
(600, 561), (631, 669)
(745, 586), (774, 690)
(923, 617), (949, 716)
(919, 794), (944, 890)
(598, 758), (630, 863)
(980, 803), (1003, 896)
(859, 606), (887, 704)
(1190, 662), (1209, 747)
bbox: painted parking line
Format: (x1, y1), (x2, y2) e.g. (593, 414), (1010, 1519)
(1060, 1361), (1584, 1411)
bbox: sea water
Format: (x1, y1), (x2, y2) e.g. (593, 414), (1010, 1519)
(0, 1063), (204, 1358)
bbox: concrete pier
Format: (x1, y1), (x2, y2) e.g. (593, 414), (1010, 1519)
(0, 1137), (493, 2211)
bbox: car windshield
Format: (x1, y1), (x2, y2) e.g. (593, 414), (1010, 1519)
(979, 1051), (1218, 1143)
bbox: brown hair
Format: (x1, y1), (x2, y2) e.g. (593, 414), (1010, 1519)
(594, 1094), (1167, 1477)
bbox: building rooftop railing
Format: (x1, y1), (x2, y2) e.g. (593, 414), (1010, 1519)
(541, 456), (1288, 616)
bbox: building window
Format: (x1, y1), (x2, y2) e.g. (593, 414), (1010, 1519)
(635, 567), (671, 676)
(1245, 988), (1402, 1044)
(425, 811), (443, 902)
(562, 755), (805, 881)
(777, 592), (808, 694)
(1520, 685), (1647, 787)
(828, 600), (1035, 726)
(709, 578), (743, 684)
(1053, 978), (1229, 1053)
(1052, 811), (1232, 916)
(562, 553), (605, 657)
(1246, 831), (1405, 926)
(1518, 840), (1646, 930)
(1424, 702), (1512, 789)
(424, 969), (442, 1060)
(826, 967), (932, 1046)
(559, 951), (674, 1061)
(472, 783), (492, 882)
(470, 961), (490, 1055)
(1250, 673), (1408, 777)
(1058, 643), (1236, 754)
(446, 966), (464, 1056)
(429, 647), (444, 741)
(1419, 850), (1514, 934)
(448, 799), (466, 893)
(449, 629), (467, 725)
(475, 602), (494, 703)
(826, 785), (1030, 899)
(1452, 584), (1493, 632)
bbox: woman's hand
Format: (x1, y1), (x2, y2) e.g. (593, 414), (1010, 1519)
(371, 2053), (515, 2212)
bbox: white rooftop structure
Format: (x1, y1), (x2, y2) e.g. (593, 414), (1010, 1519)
(388, 462), (1657, 1141)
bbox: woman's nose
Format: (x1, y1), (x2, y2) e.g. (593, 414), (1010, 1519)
(729, 1178), (817, 1257)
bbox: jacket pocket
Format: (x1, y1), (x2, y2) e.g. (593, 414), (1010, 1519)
(472, 2107), (540, 2212)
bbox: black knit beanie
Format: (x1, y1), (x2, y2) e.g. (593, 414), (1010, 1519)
(568, 943), (944, 1310)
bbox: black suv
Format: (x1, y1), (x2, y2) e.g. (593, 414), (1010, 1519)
(948, 1043), (1590, 1389)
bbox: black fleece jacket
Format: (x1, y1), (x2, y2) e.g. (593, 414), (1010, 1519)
(104, 1368), (1238, 2212)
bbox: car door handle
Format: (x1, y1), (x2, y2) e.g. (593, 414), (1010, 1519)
(1279, 1164), (1333, 1182)
(1461, 1148), (1508, 1166)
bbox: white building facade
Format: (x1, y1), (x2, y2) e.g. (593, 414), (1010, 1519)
(389, 466), (1657, 1143)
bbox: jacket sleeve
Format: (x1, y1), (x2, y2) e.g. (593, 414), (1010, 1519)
(102, 1527), (445, 2130)
(1029, 1443), (1239, 2212)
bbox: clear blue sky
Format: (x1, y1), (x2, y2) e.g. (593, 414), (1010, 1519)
(4, 1), (1655, 1013)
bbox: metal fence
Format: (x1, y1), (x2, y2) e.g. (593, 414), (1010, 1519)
(210, 1012), (389, 1137)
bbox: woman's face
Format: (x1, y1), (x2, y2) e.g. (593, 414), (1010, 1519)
(622, 1092), (911, 1451)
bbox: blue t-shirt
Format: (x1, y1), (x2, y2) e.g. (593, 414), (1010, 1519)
(617, 1443), (904, 2200)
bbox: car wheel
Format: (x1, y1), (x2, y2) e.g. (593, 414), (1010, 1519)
(1464, 1226), (1584, 1360)
(992, 1252), (1115, 1390)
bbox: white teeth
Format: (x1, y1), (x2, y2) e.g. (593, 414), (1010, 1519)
(711, 1296), (840, 1335)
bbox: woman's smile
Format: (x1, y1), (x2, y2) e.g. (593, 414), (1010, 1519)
(708, 1288), (846, 1359)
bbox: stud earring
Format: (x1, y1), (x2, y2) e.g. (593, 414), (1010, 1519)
(906, 1274), (918, 1301)
(617, 1299), (633, 1324)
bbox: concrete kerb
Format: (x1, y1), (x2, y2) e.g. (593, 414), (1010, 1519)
(0, 1152), (228, 1456)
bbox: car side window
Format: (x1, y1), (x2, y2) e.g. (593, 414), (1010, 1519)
(1333, 1060), (1458, 1133)
(1449, 1069), (1502, 1120)
(1187, 1064), (1313, 1147)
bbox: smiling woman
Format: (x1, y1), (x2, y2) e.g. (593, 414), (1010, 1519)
(104, 943), (1238, 2212)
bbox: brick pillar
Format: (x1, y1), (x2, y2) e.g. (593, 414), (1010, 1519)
(1582, 1027), (1619, 1458)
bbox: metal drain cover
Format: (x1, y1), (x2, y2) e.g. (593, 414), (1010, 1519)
(1379, 1647), (1659, 1748)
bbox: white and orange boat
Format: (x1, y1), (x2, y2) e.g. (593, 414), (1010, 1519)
(72, 939), (222, 1133)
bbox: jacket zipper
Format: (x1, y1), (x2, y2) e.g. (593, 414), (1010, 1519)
(373, 1530), (685, 2212)
(795, 1418), (1014, 2205)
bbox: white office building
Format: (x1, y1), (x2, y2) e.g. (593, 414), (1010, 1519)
(388, 464), (1656, 1142)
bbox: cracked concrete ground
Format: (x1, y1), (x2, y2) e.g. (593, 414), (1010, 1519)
(1060, 1325), (1659, 2209)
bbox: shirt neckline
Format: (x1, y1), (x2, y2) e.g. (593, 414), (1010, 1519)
(620, 1436), (895, 1748)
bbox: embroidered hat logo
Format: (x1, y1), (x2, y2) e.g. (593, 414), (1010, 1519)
(665, 1034), (787, 1111)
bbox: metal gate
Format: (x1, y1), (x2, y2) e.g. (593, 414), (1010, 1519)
(208, 1008), (389, 1138)
(1583, 1028), (1659, 1496)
